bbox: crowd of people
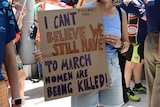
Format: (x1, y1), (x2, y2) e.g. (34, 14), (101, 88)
(0, 0), (160, 107)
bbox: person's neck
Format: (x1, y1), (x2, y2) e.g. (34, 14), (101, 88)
(97, 2), (113, 10)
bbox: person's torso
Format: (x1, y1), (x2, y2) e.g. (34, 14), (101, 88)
(85, 2), (122, 59)
(0, 0), (17, 81)
(146, 0), (160, 33)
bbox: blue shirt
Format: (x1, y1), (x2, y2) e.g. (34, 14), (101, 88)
(85, 2), (122, 58)
(146, 0), (160, 33)
(0, 0), (17, 80)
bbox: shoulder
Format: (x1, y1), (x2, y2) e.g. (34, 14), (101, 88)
(116, 7), (126, 17)
(85, 2), (94, 7)
(116, 7), (127, 25)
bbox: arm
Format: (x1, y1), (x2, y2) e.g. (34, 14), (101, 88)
(13, 3), (22, 21)
(4, 41), (21, 107)
(120, 10), (131, 53)
(121, 10), (129, 42)
(32, 50), (43, 64)
(141, 15), (146, 21)
(13, 2), (26, 29)
(102, 9), (130, 53)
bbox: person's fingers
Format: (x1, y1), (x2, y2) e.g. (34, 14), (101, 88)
(35, 55), (43, 63)
(32, 50), (43, 63)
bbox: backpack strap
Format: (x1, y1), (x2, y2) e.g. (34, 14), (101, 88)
(116, 6), (122, 33)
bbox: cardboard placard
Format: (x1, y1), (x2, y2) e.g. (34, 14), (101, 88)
(38, 7), (109, 101)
